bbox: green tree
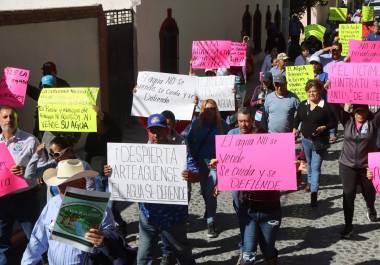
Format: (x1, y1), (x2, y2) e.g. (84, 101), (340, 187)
(290, 0), (329, 25)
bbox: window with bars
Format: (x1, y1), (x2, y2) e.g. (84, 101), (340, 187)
(105, 9), (134, 26)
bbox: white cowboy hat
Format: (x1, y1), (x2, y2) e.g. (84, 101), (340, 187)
(43, 159), (98, 186)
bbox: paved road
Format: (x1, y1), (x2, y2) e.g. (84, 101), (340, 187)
(122, 137), (380, 265)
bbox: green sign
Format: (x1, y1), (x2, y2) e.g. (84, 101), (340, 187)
(286, 65), (315, 102)
(339, 23), (363, 56)
(362, 6), (374, 22)
(305, 24), (326, 42)
(329, 7), (348, 21)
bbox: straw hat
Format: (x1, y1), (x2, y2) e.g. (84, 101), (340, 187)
(43, 159), (98, 186)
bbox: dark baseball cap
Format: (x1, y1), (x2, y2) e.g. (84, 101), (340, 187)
(147, 114), (167, 128)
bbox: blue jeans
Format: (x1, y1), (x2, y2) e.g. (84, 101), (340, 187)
(0, 188), (41, 265)
(199, 161), (217, 224)
(302, 138), (325, 193)
(239, 207), (281, 263)
(136, 212), (195, 265)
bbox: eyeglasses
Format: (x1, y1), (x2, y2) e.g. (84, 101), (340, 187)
(49, 148), (68, 159)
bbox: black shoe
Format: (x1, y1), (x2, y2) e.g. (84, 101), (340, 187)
(160, 254), (177, 265)
(367, 207), (377, 222)
(310, 192), (317, 207)
(340, 224), (354, 239)
(207, 223), (218, 238)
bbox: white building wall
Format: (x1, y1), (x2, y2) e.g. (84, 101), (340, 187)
(0, 18), (100, 133)
(136, 0), (283, 74)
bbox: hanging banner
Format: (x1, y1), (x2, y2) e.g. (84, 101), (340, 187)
(38, 87), (99, 132)
(339, 23), (363, 56)
(349, 40), (380, 63)
(131, 72), (196, 120)
(328, 7), (348, 21)
(362, 6), (374, 22)
(286, 65), (314, 102)
(0, 143), (28, 197)
(192, 40), (232, 69)
(304, 24), (326, 42)
(327, 63), (380, 105)
(0, 67), (30, 108)
(215, 133), (297, 191)
(107, 143), (188, 205)
(196, 75), (235, 111)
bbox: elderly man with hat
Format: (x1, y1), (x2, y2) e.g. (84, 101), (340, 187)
(263, 75), (299, 133)
(269, 53), (288, 78)
(21, 159), (120, 265)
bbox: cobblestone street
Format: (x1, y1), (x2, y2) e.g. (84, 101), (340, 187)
(123, 137), (380, 265)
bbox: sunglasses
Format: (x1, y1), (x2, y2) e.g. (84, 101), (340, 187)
(49, 148), (68, 159)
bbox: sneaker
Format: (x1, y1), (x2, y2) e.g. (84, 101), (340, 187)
(367, 208), (377, 222)
(160, 254), (176, 265)
(207, 222), (218, 238)
(340, 224), (354, 239)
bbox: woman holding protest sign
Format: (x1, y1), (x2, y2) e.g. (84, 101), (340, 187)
(293, 80), (337, 207)
(337, 104), (380, 239)
(187, 99), (229, 238)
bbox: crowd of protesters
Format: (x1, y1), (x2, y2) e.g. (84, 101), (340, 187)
(1, 6), (380, 265)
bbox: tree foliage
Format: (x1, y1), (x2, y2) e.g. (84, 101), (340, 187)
(290, 0), (329, 18)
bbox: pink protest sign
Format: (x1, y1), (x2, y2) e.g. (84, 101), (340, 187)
(368, 152), (380, 196)
(192, 41), (231, 69)
(0, 67), (30, 108)
(229, 42), (247, 67)
(0, 143), (28, 197)
(215, 133), (297, 191)
(327, 63), (380, 105)
(349, 40), (380, 63)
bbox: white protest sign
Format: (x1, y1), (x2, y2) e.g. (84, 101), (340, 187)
(131, 72), (196, 120)
(196, 75), (235, 111)
(107, 143), (188, 205)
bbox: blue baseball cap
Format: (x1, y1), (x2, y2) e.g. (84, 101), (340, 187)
(147, 114), (167, 128)
(41, 75), (56, 87)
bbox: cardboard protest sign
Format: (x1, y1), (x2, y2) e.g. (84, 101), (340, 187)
(328, 7), (347, 21)
(215, 133), (297, 191)
(107, 143), (188, 205)
(0, 67), (30, 108)
(51, 187), (110, 253)
(327, 63), (380, 105)
(304, 24), (326, 42)
(349, 40), (380, 63)
(196, 75), (235, 111)
(368, 152), (380, 195)
(339, 24), (363, 56)
(286, 65), (314, 102)
(362, 6), (374, 22)
(38, 87), (99, 132)
(0, 143), (28, 197)
(131, 72), (196, 120)
(229, 42), (247, 67)
(192, 41), (232, 69)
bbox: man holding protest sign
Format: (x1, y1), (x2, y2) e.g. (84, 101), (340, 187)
(0, 106), (40, 265)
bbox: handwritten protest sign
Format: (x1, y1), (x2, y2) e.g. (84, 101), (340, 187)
(196, 75), (235, 111)
(328, 7), (347, 21)
(368, 153), (380, 195)
(107, 143), (188, 205)
(304, 24), (326, 42)
(362, 6), (374, 22)
(0, 143), (28, 197)
(327, 63), (380, 105)
(349, 40), (380, 63)
(215, 133), (297, 191)
(38, 87), (99, 132)
(286, 65), (314, 102)
(0, 67), (30, 108)
(339, 24), (363, 56)
(229, 42), (247, 67)
(192, 41), (231, 69)
(132, 72), (196, 120)
(52, 187), (110, 252)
